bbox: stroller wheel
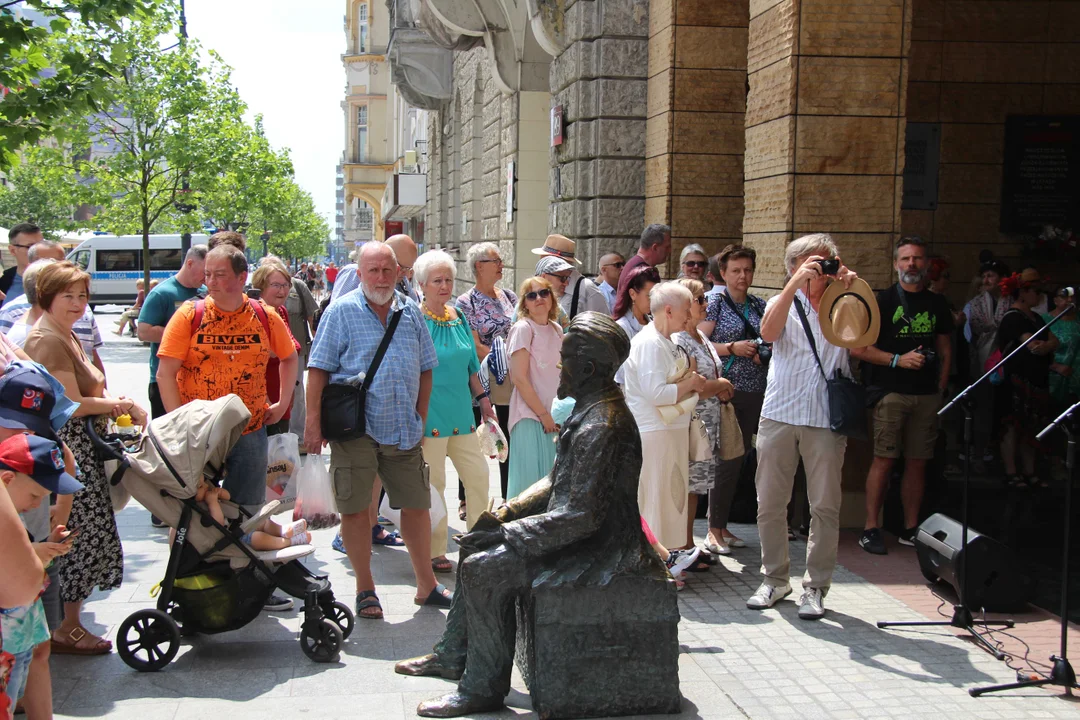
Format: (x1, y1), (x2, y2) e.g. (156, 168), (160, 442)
(117, 609), (181, 672)
(300, 618), (342, 663)
(327, 600), (355, 639)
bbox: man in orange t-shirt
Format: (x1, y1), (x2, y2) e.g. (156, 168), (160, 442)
(157, 245), (298, 510)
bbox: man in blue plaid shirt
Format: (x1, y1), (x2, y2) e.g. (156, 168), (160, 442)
(306, 241), (452, 619)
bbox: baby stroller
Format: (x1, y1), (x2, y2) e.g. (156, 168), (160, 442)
(87, 394), (354, 672)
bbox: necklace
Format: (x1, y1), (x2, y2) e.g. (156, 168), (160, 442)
(423, 304), (452, 322)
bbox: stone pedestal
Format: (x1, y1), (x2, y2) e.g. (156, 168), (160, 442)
(515, 575), (681, 719)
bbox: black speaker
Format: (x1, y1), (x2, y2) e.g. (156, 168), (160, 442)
(914, 513), (1036, 612)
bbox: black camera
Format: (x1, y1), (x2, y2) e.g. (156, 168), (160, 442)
(816, 258), (840, 276)
(753, 337), (772, 364)
(916, 347), (936, 363)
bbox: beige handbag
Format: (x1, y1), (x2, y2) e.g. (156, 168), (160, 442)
(717, 402), (745, 461)
(689, 413), (712, 463)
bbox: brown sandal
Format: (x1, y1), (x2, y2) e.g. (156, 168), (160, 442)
(51, 626), (112, 655)
(432, 556), (453, 573)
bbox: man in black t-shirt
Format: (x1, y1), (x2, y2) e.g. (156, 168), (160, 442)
(851, 237), (953, 555)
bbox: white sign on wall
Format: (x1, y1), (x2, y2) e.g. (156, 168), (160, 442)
(505, 160), (515, 226)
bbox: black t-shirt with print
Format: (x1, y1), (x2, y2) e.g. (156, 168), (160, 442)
(869, 285), (954, 395)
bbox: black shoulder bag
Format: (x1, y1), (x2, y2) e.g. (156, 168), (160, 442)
(569, 276), (584, 319)
(794, 296), (867, 439)
(320, 309), (403, 442)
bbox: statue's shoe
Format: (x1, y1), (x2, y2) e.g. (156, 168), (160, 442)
(394, 653), (464, 680)
(417, 691), (504, 718)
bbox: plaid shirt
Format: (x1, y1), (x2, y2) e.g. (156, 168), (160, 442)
(308, 289), (438, 449)
(0, 297), (102, 357)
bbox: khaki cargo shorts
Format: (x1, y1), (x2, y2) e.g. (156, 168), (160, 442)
(872, 392), (941, 460)
(329, 435), (431, 515)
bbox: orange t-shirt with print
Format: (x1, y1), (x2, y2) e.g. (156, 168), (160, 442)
(157, 295), (296, 433)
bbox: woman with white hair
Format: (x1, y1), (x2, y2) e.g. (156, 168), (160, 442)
(679, 244), (710, 290)
(456, 242), (516, 507)
(747, 233), (857, 621)
(622, 281), (707, 548)
(416, 250), (495, 573)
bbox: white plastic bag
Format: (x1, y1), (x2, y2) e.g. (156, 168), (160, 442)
(379, 484), (446, 530)
(266, 432), (301, 502)
(476, 418), (509, 463)
(292, 454), (340, 530)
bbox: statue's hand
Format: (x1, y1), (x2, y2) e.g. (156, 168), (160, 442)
(457, 528), (504, 552)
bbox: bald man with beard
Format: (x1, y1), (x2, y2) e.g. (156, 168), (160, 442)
(330, 234), (420, 303)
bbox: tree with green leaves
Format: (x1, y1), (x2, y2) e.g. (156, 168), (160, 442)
(264, 181), (331, 262)
(196, 115), (294, 234)
(82, 9), (245, 287)
(0, 0), (158, 168)
(0, 144), (88, 236)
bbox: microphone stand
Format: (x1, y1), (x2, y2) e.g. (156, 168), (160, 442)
(877, 302), (1076, 657)
(969, 401), (1079, 697)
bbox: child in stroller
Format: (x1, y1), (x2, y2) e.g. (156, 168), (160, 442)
(88, 394), (354, 672)
(196, 479), (310, 549)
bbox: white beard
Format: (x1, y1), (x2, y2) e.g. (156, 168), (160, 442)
(364, 286), (395, 305)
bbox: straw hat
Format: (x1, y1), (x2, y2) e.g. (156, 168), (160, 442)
(818, 278), (880, 350)
(532, 234), (581, 265)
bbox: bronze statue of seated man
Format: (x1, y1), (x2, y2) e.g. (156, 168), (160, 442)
(395, 312), (673, 718)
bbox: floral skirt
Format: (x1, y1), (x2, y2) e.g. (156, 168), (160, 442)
(58, 418), (123, 603)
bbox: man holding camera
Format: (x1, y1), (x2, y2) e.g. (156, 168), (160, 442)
(852, 236), (953, 555)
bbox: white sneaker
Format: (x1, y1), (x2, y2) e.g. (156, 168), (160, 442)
(746, 582), (791, 609)
(798, 587), (825, 620)
(665, 547), (701, 577)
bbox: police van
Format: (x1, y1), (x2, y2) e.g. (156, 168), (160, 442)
(66, 233), (208, 308)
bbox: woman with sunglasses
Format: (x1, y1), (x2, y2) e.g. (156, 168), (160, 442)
(505, 277), (563, 500)
(613, 265), (661, 342)
(678, 244), (711, 292)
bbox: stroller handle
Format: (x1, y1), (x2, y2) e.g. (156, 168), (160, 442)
(84, 416), (132, 463)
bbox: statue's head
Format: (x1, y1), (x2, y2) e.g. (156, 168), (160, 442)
(558, 311), (631, 399)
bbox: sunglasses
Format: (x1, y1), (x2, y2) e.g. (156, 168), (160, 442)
(525, 288), (552, 301)
(684, 261), (707, 269)
(603, 261), (625, 269)
(694, 296), (707, 305)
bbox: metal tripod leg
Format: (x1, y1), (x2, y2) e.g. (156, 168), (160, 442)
(878, 605), (1014, 660)
(970, 655), (1078, 697)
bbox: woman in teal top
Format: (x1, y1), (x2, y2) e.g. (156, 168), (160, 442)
(1043, 286), (1080, 407)
(415, 250), (496, 574)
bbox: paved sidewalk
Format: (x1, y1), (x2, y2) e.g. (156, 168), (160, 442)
(48, 327), (1079, 719)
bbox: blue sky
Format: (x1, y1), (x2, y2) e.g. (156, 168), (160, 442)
(185, 0), (345, 227)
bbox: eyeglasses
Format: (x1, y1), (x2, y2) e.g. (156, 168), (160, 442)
(603, 261), (625, 269)
(524, 288), (552, 301)
(268, 282), (290, 291)
(10, 243), (35, 250)
(684, 261), (707, 269)
(398, 264), (413, 272)
(545, 273), (571, 283)
(694, 296), (707, 305)
(477, 258), (503, 266)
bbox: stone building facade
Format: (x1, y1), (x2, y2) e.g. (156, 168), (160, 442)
(387, 0), (1080, 525)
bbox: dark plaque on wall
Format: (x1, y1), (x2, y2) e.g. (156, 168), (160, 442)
(1001, 116), (1079, 232)
(902, 123), (941, 210)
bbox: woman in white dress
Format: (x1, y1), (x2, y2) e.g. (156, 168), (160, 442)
(622, 282), (706, 548)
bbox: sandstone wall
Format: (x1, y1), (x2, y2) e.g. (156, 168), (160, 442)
(647, 0), (749, 277)
(903, 0), (1080, 289)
